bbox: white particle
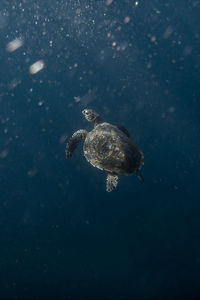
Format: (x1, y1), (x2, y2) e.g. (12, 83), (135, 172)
(147, 62), (152, 69)
(6, 38), (23, 52)
(8, 79), (21, 90)
(0, 149), (8, 159)
(27, 167), (37, 177)
(29, 60), (45, 75)
(163, 26), (173, 39)
(168, 106), (175, 113)
(38, 100), (44, 106)
(151, 36), (156, 43)
(106, 0), (113, 6)
(74, 96), (81, 103)
(124, 16), (131, 24)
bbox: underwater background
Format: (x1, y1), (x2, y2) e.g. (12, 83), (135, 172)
(0, 0), (200, 299)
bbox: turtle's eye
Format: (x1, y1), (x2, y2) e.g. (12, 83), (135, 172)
(82, 109), (89, 115)
(83, 109), (92, 119)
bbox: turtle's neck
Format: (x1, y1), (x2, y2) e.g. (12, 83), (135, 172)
(94, 116), (102, 127)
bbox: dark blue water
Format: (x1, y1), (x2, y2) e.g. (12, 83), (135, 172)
(0, 0), (200, 299)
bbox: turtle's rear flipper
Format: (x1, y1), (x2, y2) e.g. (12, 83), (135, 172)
(66, 129), (88, 158)
(106, 173), (118, 192)
(136, 171), (144, 183)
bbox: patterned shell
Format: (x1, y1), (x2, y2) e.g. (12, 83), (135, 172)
(83, 122), (144, 175)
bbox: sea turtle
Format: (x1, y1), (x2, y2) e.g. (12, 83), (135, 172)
(66, 109), (144, 192)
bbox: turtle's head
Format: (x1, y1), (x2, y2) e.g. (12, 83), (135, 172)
(82, 109), (101, 125)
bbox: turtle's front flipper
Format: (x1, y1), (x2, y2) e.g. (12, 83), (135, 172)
(66, 129), (88, 158)
(106, 173), (118, 192)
